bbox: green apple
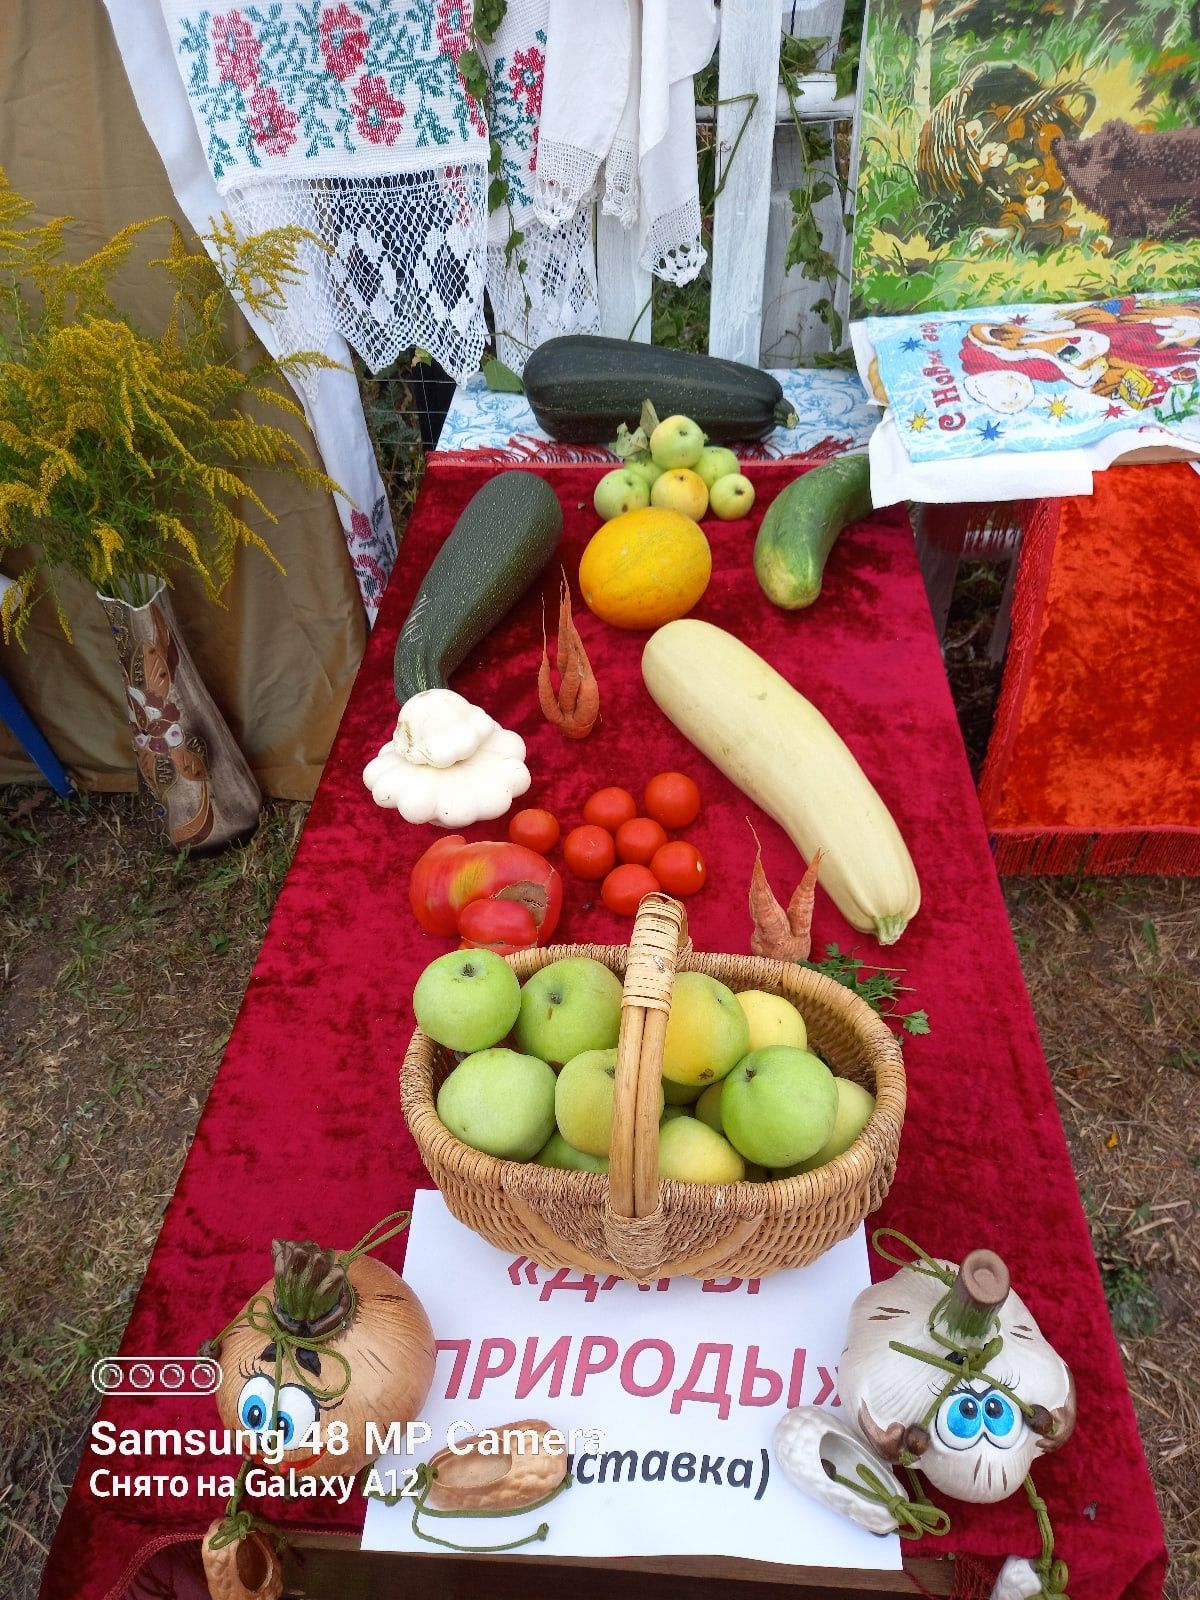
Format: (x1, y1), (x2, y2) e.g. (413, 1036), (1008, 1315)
(649, 413), (706, 470)
(594, 467), (650, 520)
(777, 1078), (876, 1175)
(658, 1117), (744, 1184)
(695, 1082), (725, 1134)
(554, 1047), (664, 1158)
(736, 990), (808, 1054)
(662, 1076), (705, 1105)
(709, 473), (756, 520)
(694, 445), (739, 489)
(413, 948), (521, 1053)
(661, 971), (750, 1088)
(535, 1131), (609, 1172)
(721, 1047), (837, 1168)
(625, 455), (664, 490)
(437, 1047), (556, 1160)
(660, 1104), (691, 1123)
(514, 957), (623, 1066)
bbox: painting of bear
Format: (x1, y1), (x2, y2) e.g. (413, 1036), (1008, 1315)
(1053, 122), (1200, 243)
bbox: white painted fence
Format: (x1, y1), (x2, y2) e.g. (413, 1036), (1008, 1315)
(597, 0), (853, 365)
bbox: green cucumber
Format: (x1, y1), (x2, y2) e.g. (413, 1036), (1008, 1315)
(522, 335), (798, 443)
(753, 455), (873, 611)
(394, 471), (562, 705)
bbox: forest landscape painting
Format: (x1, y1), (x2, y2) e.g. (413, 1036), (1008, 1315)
(853, 0), (1200, 315)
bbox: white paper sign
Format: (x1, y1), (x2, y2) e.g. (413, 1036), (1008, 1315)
(361, 1191), (901, 1571)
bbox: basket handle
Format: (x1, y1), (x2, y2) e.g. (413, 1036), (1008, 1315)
(609, 893), (688, 1221)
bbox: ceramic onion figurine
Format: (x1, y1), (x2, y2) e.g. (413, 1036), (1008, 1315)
(775, 1237), (1075, 1599)
(209, 1229), (435, 1483)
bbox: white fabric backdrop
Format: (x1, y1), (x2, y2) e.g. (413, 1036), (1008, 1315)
(100, 0), (397, 623)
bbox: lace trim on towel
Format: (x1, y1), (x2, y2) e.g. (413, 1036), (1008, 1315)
(601, 136), (639, 226)
(226, 167), (488, 392)
(487, 212), (601, 372)
(532, 138), (603, 224)
(641, 194), (706, 286)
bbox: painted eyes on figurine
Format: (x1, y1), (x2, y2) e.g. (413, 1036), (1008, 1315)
(236, 1375), (318, 1447)
(935, 1388), (1021, 1451)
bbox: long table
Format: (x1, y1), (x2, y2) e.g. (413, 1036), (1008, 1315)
(39, 462), (1166, 1600)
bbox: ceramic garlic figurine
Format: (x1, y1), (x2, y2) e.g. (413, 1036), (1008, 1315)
(840, 1248), (1074, 1502)
(775, 1245), (1074, 1546)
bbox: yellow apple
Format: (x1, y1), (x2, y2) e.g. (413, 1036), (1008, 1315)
(657, 1117), (745, 1184)
(735, 990), (808, 1053)
(661, 971), (750, 1087)
(649, 414), (706, 470)
(662, 1076), (705, 1105)
(651, 467), (709, 521)
(695, 1082), (725, 1134)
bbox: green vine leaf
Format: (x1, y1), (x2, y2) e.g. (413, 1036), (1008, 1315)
(456, 46), (489, 104)
(481, 357), (524, 394)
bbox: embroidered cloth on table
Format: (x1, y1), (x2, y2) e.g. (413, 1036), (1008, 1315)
(160, 1), (490, 390)
(434, 366), (877, 461)
(482, 0), (600, 370)
(852, 293), (1200, 504)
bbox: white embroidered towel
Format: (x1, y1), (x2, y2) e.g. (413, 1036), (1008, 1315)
(637, 0), (718, 283)
(534, 0), (632, 224)
(482, 0), (600, 368)
(159, 1), (491, 385)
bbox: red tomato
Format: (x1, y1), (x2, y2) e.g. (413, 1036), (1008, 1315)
(507, 807), (560, 854)
(562, 824), (616, 881)
(614, 816), (669, 866)
(457, 897), (540, 954)
(650, 841), (707, 897)
(582, 786), (638, 832)
(601, 863), (660, 916)
(643, 771), (701, 829)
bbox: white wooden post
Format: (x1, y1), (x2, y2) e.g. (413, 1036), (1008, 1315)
(708, 0), (781, 365)
(596, 211), (653, 343)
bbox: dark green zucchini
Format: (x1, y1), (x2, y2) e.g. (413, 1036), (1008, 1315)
(523, 335), (798, 443)
(394, 471), (562, 704)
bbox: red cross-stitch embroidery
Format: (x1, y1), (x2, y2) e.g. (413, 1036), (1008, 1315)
(351, 75), (406, 145)
(319, 4), (369, 83)
(212, 9), (260, 90)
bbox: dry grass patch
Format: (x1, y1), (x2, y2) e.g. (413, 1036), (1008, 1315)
(0, 789), (304, 1598)
(1005, 875), (1200, 1600)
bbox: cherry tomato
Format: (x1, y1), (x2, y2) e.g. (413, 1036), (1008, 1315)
(650, 840), (707, 897)
(562, 824), (616, 881)
(614, 816), (669, 866)
(507, 807), (560, 854)
(602, 863), (660, 916)
(582, 786), (638, 832)
(643, 771), (701, 829)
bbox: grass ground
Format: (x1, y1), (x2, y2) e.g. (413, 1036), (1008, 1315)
(1, 580), (1197, 1598)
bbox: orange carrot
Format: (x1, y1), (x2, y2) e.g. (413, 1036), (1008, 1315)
(785, 849), (823, 962)
(748, 825), (820, 960)
(539, 575), (599, 738)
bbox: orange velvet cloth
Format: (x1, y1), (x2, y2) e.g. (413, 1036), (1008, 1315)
(981, 464), (1200, 874)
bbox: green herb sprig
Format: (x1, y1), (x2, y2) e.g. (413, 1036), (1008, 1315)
(801, 942), (931, 1036)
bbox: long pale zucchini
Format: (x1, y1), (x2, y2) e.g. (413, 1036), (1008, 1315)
(641, 619), (920, 944)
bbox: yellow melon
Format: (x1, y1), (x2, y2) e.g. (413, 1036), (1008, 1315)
(578, 507), (712, 630)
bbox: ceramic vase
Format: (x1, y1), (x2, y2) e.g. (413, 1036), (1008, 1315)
(98, 575), (261, 851)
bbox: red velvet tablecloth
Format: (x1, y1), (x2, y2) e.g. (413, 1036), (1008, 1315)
(40, 462), (1165, 1600)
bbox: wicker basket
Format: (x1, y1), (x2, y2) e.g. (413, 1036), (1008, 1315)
(402, 894), (905, 1281)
